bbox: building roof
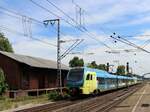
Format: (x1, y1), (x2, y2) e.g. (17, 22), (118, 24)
(0, 51), (69, 70)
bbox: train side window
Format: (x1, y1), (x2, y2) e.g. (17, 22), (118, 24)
(99, 78), (105, 84)
(107, 78), (111, 84)
(86, 74), (90, 80)
(90, 75), (92, 80)
(97, 77), (100, 83)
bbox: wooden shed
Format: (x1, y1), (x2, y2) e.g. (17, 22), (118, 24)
(0, 51), (69, 92)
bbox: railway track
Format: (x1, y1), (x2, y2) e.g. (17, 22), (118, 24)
(54, 84), (142, 112)
(15, 101), (74, 112)
(16, 84), (142, 112)
(15, 97), (88, 112)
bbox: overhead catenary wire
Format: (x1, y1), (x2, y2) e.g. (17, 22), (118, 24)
(0, 6), (68, 37)
(71, 0), (113, 35)
(110, 35), (150, 53)
(60, 39), (83, 59)
(121, 35), (150, 37)
(61, 39), (84, 59)
(0, 6), (43, 26)
(2, 0), (147, 54)
(46, 0), (79, 26)
(118, 35), (150, 52)
(0, 25), (57, 47)
(0, 6), (84, 58)
(22, 16), (28, 36)
(29, 0), (112, 50)
(0, 10), (20, 20)
(142, 39), (150, 48)
(112, 33), (150, 53)
(0, 6), (87, 47)
(73, 2), (150, 53)
(0, 25), (82, 53)
(45, 0), (111, 49)
(71, 1), (150, 53)
(0, 9), (58, 46)
(46, 0), (84, 27)
(121, 34), (150, 48)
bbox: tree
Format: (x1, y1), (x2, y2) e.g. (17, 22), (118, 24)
(0, 68), (8, 95)
(88, 61), (98, 68)
(69, 56), (84, 67)
(98, 64), (107, 71)
(116, 65), (125, 75)
(88, 62), (108, 71)
(0, 32), (13, 52)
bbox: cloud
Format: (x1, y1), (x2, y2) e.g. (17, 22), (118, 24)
(1, 0), (150, 77)
(71, 0), (150, 25)
(13, 37), (57, 60)
(134, 30), (150, 41)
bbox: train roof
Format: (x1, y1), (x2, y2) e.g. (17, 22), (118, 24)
(84, 67), (117, 78)
(84, 67), (132, 79)
(70, 67), (134, 79)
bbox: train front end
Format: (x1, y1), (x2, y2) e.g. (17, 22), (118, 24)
(66, 68), (84, 96)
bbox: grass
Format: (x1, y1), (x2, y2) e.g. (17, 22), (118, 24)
(0, 89), (70, 111)
(0, 95), (50, 111)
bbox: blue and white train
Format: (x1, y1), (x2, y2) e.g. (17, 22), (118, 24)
(66, 67), (142, 95)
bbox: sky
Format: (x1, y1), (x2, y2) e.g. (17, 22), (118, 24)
(0, 0), (150, 77)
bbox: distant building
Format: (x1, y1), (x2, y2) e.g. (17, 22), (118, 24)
(0, 51), (69, 97)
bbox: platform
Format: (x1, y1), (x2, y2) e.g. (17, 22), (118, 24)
(110, 83), (150, 112)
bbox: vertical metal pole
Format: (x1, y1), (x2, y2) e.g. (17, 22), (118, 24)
(43, 19), (62, 94)
(57, 19), (62, 94)
(126, 62), (129, 75)
(79, 8), (82, 27)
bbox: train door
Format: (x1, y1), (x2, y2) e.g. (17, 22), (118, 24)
(85, 73), (91, 94)
(84, 73), (97, 94)
(91, 73), (97, 93)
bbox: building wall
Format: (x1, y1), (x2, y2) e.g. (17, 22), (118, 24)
(21, 65), (30, 90)
(27, 68), (57, 89)
(0, 54), (21, 90)
(21, 67), (68, 90)
(0, 53), (68, 91)
(29, 73), (39, 89)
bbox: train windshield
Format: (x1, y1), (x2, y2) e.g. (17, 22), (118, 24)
(67, 68), (84, 82)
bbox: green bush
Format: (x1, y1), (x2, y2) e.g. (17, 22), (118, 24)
(48, 91), (70, 101)
(0, 68), (8, 95)
(63, 93), (70, 99)
(48, 91), (62, 101)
